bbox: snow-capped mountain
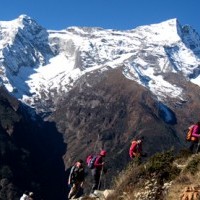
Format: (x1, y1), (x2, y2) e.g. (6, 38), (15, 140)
(0, 15), (200, 113)
(1, 15), (200, 198)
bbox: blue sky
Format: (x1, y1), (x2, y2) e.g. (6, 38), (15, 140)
(0, 0), (199, 33)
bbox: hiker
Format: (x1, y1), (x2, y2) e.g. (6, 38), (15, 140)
(129, 137), (145, 163)
(189, 121), (200, 153)
(68, 159), (85, 199)
(20, 191), (29, 200)
(91, 150), (107, 193)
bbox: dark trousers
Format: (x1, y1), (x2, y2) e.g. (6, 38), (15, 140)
(91, 168), (101, 192)
(68, 181), (82, 199)
(189, 141), (200, 153)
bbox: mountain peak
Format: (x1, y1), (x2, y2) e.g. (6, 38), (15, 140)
(133, 18), (182, 45)
(18, 14), (31, 21)
(162, 18), (179, 25)
(17, 14), (40, 28)
(0, 15), (38, 31)
(151, 18), (180, 28)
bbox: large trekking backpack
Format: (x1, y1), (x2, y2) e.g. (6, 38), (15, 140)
(186, 125), (195, 141)
(86, 155), (97, 169)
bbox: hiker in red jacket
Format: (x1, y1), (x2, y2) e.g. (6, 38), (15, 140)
(189, 121), (200, 153)
(91, 150), (106, 193)
(129, 137), (146, 164)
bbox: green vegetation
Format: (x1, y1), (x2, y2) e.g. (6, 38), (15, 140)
(184, 155), (200, 175)
(145, 150), (181, 180)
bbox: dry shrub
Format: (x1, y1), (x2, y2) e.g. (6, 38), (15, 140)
(108, 152), (200, 200)
(175, 174), (192, 184)
(107, 161), (144, 200)
(166, 166), (200, 199)
(114, 161), (142, 187)
(184, 155), (200, 175)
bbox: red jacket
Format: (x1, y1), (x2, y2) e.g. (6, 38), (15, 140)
(94, 155), (104, 170)
(129, 141), (142, 159)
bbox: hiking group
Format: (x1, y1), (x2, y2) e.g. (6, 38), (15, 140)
(68, 150), (107, 199)
(67, 138), (146, 199)
(67, 121), (200, 199)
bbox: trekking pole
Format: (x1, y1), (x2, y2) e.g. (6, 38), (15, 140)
(196, 139), (200, 154)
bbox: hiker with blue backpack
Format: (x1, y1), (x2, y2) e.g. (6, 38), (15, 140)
(68, 159), (85, 199)
(87, 150), (107, 193)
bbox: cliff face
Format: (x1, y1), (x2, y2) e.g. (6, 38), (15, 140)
(0, 86), (67, 200)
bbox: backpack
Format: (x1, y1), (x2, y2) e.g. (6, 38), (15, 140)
(86, 155), (97, 169)
(186, 125), (195, 141)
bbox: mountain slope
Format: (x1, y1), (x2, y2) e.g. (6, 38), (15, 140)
(106, 150), (200, 200)
(48, 65), (200, 189)
(0, 15), (200, 198)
